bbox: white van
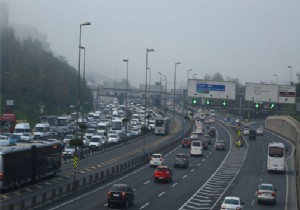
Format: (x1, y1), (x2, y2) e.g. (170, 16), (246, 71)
(190, 140), (203, 156)
(33, 123), (51, 139)
(14, 123), (31, 136)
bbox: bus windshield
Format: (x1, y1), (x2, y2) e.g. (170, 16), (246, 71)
(269, 146), (284, 157)
(155, 120), (164, 127)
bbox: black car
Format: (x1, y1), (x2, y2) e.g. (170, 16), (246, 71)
(248, 129), (256, 140)
(201, 140), (208, 150)
(108, 184), (135, 208)
(208, 127), (216, 138)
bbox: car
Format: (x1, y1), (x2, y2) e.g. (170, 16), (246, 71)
(208, 127), (216, 137)
(108, 133), (119, 144)
(150, 153), (165, 167)
(20, 132), (34, 141)
(174, 153), (189, 168)
(215, 140), (226, 151)
(154, 165), (173, 183)
(256, 183), (277, 204)
(203, 134), (212, 145)
(190, 134), (198, 141)
(9, 134), (21, 144)
(107, 184), (135, 208)
(201, 140), (208, 150)
(256, 127), (264, 136)
(181, 138), (191, 148)
(63, 134), (75, 145)
(221, 196), (245, 210)
(190, 140), (203, 156)
(243, 126), (250, 136)
(84, 128), (96, 139)
(248, 129), (256, 140)
(62, 144), (76, 158)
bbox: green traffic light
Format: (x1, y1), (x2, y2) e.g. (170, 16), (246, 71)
(205, 99), (211, 105)
(270, 103), (275, 109)
(255, 103), (259, 109)
(192, 98), (198, 105)
(222, 100), (227, 106)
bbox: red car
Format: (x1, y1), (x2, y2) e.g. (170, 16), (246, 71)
(154, 165), (173, 183)
(181, 138), (191, 148)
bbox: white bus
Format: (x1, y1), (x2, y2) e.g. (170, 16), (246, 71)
(267, 142), (286, 173)
(154, 117), (170, 135)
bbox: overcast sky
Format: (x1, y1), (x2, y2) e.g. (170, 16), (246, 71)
(7, 0), (300, 87)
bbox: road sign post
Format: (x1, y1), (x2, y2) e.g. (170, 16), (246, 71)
(73, 154), (78, 181)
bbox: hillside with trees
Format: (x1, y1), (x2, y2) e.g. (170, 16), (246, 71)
(0, 26), (93, 125)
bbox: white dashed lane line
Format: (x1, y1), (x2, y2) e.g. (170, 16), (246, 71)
(139, 202), (150, 209)
(144, 180), (150, 185)
(158, 191), (166, 197)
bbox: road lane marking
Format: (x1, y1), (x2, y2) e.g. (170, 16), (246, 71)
(191, 169), (195, 172)
(158, 191), (166, 197)
(182, 175), (187, 179)
(144, 180), (150, 185)
(140, 202), (150, 209)
(172, 182), (178, 187)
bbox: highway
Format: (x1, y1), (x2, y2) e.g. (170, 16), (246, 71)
(1, 116), (296, 210)
(37, 121), (234, 210)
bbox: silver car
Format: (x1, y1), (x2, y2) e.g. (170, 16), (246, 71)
(256, 183), (277, 204)
(174, 153), (189, 168)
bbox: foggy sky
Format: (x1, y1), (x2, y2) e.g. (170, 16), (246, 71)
(7, 0), (300, 87)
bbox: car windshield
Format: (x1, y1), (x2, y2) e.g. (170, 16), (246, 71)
(156, 167), (167, 172)
(192, 141), (201, 146)
(260, 185), (273, 191)
(65, 145), (74, 149)
(224, 198), (239, 205)
(176, 154), (186, 158)
(111, 185), (127, 192)
(90, 138), (100, 142)
(152, 154), (161, 159)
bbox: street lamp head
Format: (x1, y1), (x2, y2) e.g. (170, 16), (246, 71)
(123, 59), (129, 62)
(175, 62), (181, 65)
(81, 22), (91, 26)
(79, 46), (85, 49)
(288, 65), (292, 68)
(147, 48), (155, 52)
(274, 74), (277, 76)
(188, 69), (193, 72)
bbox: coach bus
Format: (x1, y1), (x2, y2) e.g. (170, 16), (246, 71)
(154, 117), (170, 135)
(267, 142), (286, 173)
(0, 140), (62, 190)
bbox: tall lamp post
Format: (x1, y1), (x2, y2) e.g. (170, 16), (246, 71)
(158, 72), (162, 106)
(164, 75), (167, 108)
(186, 69), (192, 116)
(173, 62), (181, 114)
(273, 74), (278, 84)
(144, 48), (154, 124)
(143, 48), (154, 155)
(147, 67), (151, 99)
(288, 65), (293, 85)
(123, 59), (129, 137)
(75, 21), (91, 142)
(80, 46), (86, 123)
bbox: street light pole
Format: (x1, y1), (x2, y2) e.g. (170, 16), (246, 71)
(80, 46), (86, 123)
(164, 75), (167, 108)
(75, 21), (91, 142)
(174, 62), (181, 113)
(144, 49), (154, 125)
(123, 59), (129, 138)
(144, 48), (154, 156)
(147, 67), (151, 103)
(288, 65), (293, 85)
(158, 72), (162, 106)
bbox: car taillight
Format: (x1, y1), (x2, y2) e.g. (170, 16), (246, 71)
(0, 172), (3, 181)
(122, 192), (126, 198)
(108, 192), (112, 198)
(150, 158), (153, 160)
(272, 192), (276, 197)
(257, 191), (262, 195)
(220, 205), (226, 210)
(236, 208), (242, 210)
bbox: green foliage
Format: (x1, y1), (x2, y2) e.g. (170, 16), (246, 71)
(69, 139), (84, 147)
(0, 26), (93, 124)
(141, 125), (149, 133)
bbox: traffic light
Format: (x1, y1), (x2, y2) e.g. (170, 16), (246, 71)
(269, 103), (275, 109)
(205, 99), (211, 106)
(192, 98), (198, 105)
(222, 100), (227, 107)
(254, 103), (260, 109)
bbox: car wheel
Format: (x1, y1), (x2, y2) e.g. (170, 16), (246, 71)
(257, 200), (260, 204)
(154, 178), (158, 183)
(107, 201), (111, 208)
(273, 200), (276, 205)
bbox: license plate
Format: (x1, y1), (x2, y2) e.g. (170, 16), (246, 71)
(159, 177), (164, 179)
(113, 193), (120, 197)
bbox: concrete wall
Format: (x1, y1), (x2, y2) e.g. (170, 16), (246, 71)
(265, 115), (300, 207)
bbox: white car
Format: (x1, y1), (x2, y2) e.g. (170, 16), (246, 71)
(108, 133), (119, 144)
(20, 132), (34, 141)
(150, 153), (165, 167)
(256, 127), (264, 136)
(62, 144), (76, 158)
(243, 128), (249, 136)
(221, 196), (245, 210)
(190, 140), (203, 156)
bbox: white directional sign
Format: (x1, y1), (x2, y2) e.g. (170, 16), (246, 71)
(188, 80), (236, 100)
(245, 83), (278, 102)
(278, 85), (296, 104)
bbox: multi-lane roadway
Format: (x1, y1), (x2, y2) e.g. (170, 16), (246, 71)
(1, 115), (296, 210)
